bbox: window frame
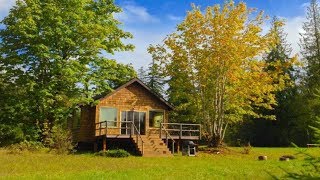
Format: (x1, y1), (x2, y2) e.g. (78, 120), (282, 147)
(149, 110), (165, 128)
(99, 107), (118, 128)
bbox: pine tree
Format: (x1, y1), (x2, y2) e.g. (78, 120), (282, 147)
(300, 0), (320, 88)
(298, 0), (320, 145)
(309, 89), (320, 143)
(138, 59), (165, 96)
(264, 17), (298, 146)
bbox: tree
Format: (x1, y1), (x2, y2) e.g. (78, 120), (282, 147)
(308, 89), (320, 143)
(293, 0), (320, 145)
(149, 1), (292, 146)
(138, 59), (165, 96)
(300, 0), (320, 88)
(0, 0), (135, 142)
(247, 17), (299, 146)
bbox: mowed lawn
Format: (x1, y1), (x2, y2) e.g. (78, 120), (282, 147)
(0, 148), (319, 180)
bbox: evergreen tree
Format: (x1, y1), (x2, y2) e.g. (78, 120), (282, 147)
(138, 58), (165, 96)
(300, 0), (320, 88)
(264, 17), (297, 146)
(297, 0), (320, 145)
(308, 89), (320, 143)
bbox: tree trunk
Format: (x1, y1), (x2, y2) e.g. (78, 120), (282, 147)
(209, 135), (223, 147)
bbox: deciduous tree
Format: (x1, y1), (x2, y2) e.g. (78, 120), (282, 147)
(149, 1), (293, 146)
(0, 0), (135, 142)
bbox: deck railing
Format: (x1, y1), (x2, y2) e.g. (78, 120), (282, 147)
(160, 124), (175, 154)
(95, 120), (144, 155)
(160, 123), (201, 140)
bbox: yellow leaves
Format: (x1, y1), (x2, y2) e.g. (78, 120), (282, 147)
(149, 0), (295, 125)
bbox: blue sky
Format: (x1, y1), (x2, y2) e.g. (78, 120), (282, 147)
(0, 0), (311, 69)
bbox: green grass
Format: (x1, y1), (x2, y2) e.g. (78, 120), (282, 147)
(0, 147), (319, 179)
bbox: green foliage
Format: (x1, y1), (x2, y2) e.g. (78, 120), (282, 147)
(47, 126), (75, 154)
(0, 0), (136, 142)
(96, 149), (130, 158)
(0, 124), (24, 146)
(138, 64), (165, 96)
(148, 1), (292, 146)
(282, 149), (320, 179)
(242, 143), (252, 155)
(309, 117), (320, 143)
(300, 0), (320, 88)
(6, 141), (45, 154)
(308, 89), (320, 143)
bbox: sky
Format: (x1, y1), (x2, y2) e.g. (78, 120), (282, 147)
(0, 0), (311, 69)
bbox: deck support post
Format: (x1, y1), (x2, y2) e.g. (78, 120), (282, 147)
(103, 136), (107, 151)
(93, 142), (98, 152)
(179, 124), (182, 153)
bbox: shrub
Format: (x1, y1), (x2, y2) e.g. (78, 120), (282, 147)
(96, 149), (130, 158)
(242, 142), (252, 154)
(7, 141), (45, 154)
(47, 126), (75, 154)
(0, 124), (24, 146)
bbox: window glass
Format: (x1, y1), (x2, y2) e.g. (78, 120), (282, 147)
(99, 107), (117, 127)
(149, 111), (164, 128)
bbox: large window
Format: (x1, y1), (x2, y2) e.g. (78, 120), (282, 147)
(121, 111), (146, 135)
(149, 110), (164, 128)
(99, 107), (117, 127)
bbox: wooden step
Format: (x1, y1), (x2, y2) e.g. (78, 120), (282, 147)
(131, 135), (173, 157)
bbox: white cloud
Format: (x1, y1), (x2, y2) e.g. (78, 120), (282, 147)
(167, 14), (182, 21)
(109, 27), (174, 69)
(0, 0), (15, 19)
(115, 3), (159, 24)
(284, 16), (305, 56)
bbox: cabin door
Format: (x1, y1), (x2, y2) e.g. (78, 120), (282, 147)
(121, 111), (146, 135)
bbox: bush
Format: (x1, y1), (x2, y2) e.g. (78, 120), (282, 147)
(242, 142), (252, 154)
(96, 149), (130, 158)
(0, 124), (24, 146)
(47, 126), (75, 154)
(7, 141), (45, 154)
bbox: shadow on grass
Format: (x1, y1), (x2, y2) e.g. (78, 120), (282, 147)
(266, 146), (320, 180)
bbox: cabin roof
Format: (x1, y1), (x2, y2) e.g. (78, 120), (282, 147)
(94, 78), (174, 110)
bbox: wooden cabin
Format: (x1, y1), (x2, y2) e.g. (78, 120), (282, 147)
(72, 78), (200, 157)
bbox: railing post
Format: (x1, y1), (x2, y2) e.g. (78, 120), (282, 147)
(172, 141), (175, 154)
(142, 142), (144, 155)
(160, 123), (162, 138)
(130, 122), (133, 138)
(105, 121), (107, 136)
(99, 122), (101, 136)
(166, 133), (168, 146)
(199, 124), (201, 140)
(179, 124), (182, 140)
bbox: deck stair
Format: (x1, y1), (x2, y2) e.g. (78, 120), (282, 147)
(132, 135), (173, 157)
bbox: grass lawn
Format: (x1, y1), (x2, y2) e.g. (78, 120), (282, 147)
(0, 147), (319, 179)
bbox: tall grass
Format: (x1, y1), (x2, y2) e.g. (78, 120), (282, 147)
(0, 148), (319, 179)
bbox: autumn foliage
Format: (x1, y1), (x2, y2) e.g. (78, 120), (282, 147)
(149, 1), (296, 146)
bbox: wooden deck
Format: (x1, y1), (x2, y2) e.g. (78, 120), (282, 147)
(161, 135), (200, 140)
(95, 121), (201, 141)
(95, 121), (201, 156)
(95, 134), (199, 140)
